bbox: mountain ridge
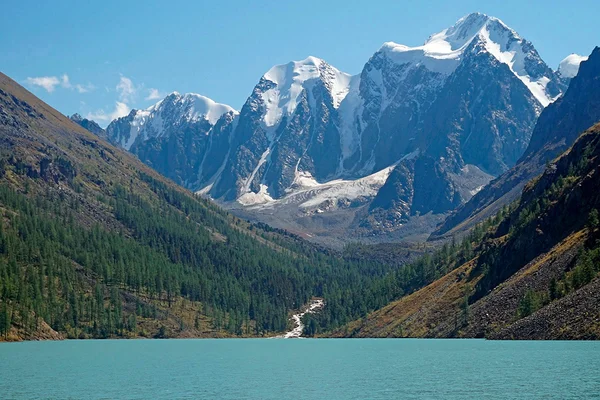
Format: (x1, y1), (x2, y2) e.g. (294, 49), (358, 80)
(103, 13), (568, 245)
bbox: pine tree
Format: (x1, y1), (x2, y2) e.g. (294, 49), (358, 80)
(0, 302), (10, 338)
(588, 209), (599, 230)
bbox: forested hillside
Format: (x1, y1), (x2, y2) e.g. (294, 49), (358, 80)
(329, 122), (600, 339)
(0, 72), (439, 340)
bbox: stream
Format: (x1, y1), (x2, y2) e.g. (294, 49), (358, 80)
(279, 299), (324, 338)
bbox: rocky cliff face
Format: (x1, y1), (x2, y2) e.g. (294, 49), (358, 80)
(356, 14), (566, 230)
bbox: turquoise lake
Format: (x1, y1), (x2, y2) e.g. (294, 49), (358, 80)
(1, 339), (599, 399)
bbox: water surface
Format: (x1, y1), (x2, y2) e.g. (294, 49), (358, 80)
(1, 339), (599, 399)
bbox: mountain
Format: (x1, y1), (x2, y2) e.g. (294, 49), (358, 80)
(433, 47), (600, 238)
(209, 56), (356, 202)
(104, 13), (567, 246)
(358, 13), (566, 231)
(0, 72), (410, 341)
(106, 92), (237, 189)
(69, 113), (106, 138)
(329, 120), (600, 339)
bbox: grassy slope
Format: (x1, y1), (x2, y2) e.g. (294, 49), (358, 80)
(330, 260), (480, 338)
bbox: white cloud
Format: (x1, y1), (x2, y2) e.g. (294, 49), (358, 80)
(26, 73), (95, 94)
(83, 77), (137, 125)
(116, 76), (136, 102)
(61, 74), (71, 89)
(75, 83), (95, 93)
(146, 88), (162, 100)
(84, 77), (160, 125)
(26, 76), (60, 93)
(112, 101), (131, 119)
(86, 101), (130, 123)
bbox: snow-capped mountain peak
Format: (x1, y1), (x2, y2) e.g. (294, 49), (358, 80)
(260, 56), (355, 128)
(558, 54), (589, 78)
(380, 12), (560, 106)
(379, 13), (501, 74)
(106, 92), (235, 150)
(430, 12), (514, 49)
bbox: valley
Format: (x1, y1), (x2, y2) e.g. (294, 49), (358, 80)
(1, 12), (599, 343)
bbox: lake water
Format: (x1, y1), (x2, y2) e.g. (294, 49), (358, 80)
(1, 339), (599, 399)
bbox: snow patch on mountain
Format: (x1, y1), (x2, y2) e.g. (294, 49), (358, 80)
(238, 149), (420, 211)
(176, 93), (235, 125)
(242, 147), (271, 194)
(379, 13), (497, 75)
(298, 163), (398, 209)
(477, 22), (553, 106)
(237, 184), (274, 206)
(558, 54), (589, 78)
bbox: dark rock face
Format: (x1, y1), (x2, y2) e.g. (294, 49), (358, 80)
(434, 47), (600, 238)
(196, 112), (237, 189)
(212, 81), (272, 200)
(422, 40), (540, 176)
(69, 114), (106, 138)
(524, 47), (600, 158)
(361, 37), (554, 229)
(130, 118), (212, 188)
(353, 55), (443, 174)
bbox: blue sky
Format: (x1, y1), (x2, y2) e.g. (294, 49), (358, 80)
(2, 0), (598, 126)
